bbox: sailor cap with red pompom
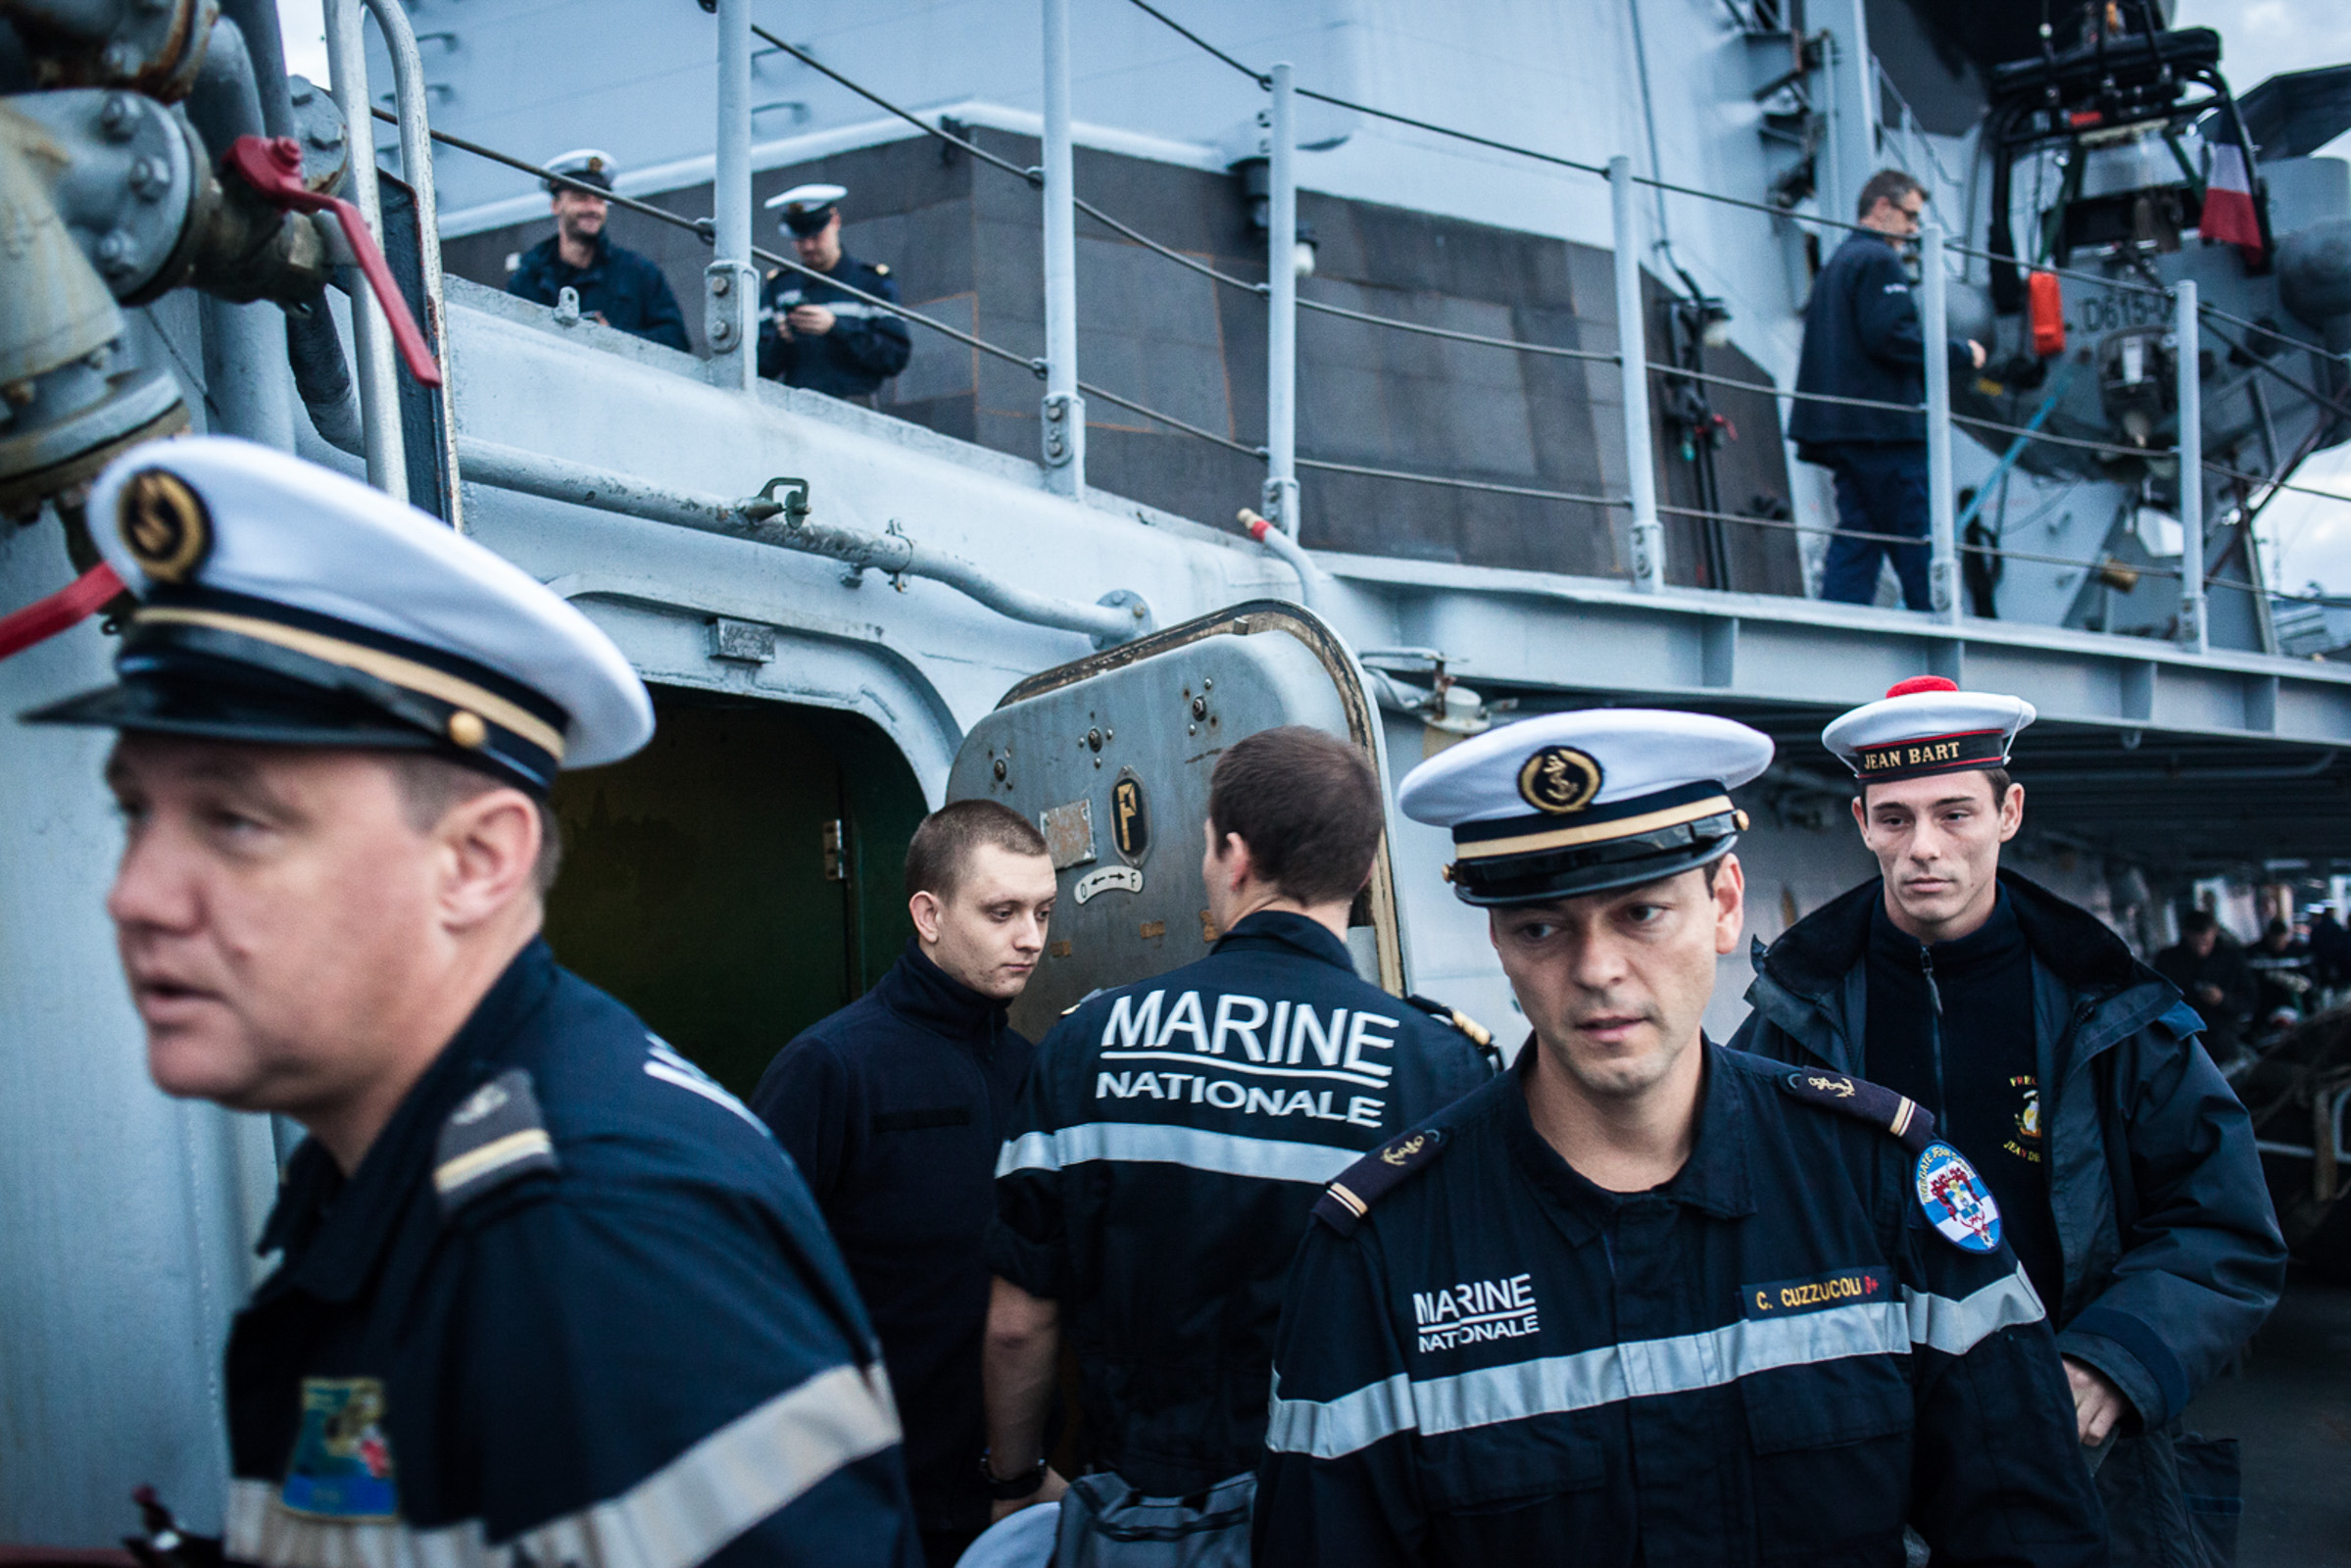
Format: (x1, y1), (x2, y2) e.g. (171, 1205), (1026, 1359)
(1821, 677), (2035, 785)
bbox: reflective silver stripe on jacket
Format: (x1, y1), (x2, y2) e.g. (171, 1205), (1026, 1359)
(1266, 1268), (2042, 1461)
(1907, 1262), (2046, 1353)
(226, 1360), (901, 1568)
(995, 1122), (1356, 1185)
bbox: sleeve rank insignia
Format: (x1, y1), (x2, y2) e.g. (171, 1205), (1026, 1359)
(434, 1067), (559, 1216)
(1313, 1126), (1447, 1237)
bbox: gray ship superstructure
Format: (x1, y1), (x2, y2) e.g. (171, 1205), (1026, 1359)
(2, 0), (2349, 1544)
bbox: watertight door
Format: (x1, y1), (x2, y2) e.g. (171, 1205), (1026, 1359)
(947, 600), (1409, 1044)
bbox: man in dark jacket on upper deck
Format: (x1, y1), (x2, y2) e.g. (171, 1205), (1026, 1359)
(506, 150), (691, 351)
(1792, 169), (1984, 610)
(1731, 676), (2285, 1568)
(759, 183), (911, 404)
(753, 801), (1058, 1568)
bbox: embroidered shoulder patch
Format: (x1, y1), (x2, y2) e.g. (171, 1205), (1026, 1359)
(433, 1067), (557, 1216)
(1915, 1140), (2003, 1253)
(281, 1378), (397, 1519)
(1314, 1126), (1448, 1237)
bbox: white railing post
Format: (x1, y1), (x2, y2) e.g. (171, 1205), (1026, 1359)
(1922, 222), (1958, 619)
(2177, 279), (2207, 653)
(1819, 0), (1877, 228)
(1610, 155), (1664, 592)
(1264, 61), (1299, 534)
(1040, 0), (1085, 494)
(707, 0), (759, 391)
(322, 0), (405, 498)
(363, 0), (461, 526)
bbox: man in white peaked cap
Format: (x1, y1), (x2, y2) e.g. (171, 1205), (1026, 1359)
(758, 180), (911, 403)
(1254, 708), (2103, 1566)
(24, 438), (921, 1566)
(1734, 675), (2283, 1567)
(507, 149), (690, 350)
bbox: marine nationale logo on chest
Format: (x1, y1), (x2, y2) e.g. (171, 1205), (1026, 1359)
(1412, 1272), (1540, 1352)
(281, 1377), (397, 1520)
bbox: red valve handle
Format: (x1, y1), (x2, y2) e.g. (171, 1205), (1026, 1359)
(224, 136), (444, 389)
(0, 562), (125, 662)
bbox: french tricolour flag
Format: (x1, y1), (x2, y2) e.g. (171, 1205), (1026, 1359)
(2201, 102), (2265, 260)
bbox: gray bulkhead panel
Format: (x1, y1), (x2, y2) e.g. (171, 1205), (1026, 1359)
(945, 602), (1407, 1043)
(0, 521), (279, 1545)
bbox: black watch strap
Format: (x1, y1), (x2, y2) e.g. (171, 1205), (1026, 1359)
(981, 1450), (1047, 1500)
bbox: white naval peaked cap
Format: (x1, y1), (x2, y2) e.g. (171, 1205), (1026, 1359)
(766, 182), (848, 211)
(24, 437), (654, 792)
(1821, 676), (2036, 784)
(1398, 709), (1773, 905)
(543, 148), (617, 190)
(768, 183), (847, 235)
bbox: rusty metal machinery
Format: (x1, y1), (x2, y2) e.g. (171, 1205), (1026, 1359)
(0, 0), (430, 520)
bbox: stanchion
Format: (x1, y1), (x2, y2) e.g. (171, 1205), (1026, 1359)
(2177, 279), (2207, 654)
(1610, 156), (1664, 593)
(1922, 223), (1958, 620)
(1265, 62), (1299, 534)
(1040, 0), (1086, 495)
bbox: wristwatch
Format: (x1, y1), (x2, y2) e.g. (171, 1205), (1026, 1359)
(981, 1449), (1048, 1500)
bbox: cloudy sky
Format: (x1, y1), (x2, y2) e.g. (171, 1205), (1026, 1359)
(274, 1), (2350, 591)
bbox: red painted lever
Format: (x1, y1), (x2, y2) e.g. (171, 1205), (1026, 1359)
(0, 562), (125, 662)
(224, 136), (444, 389)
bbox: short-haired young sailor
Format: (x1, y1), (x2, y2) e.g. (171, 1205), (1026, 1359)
(1733, 677), (2284, 1566)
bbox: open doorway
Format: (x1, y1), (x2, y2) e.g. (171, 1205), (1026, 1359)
(543, 686), (929, 1096)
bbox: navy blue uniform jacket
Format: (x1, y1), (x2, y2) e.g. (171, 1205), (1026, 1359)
(989, 910), (1491, 1495)
(1733, 871), (2285, 1566)
(1254, 1045), (2107, 1567)
(1790, 230), (1969, 456)
(751, 943), (1035, 1535)
(223, 939), (921, 1568)
(758, 254), (912, 399)
(508, 233), (690, 351)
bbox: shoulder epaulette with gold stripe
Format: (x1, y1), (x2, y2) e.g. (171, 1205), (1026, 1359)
(1312, 1126), (1449, 1238)
(434, 1068), (559, 1216)
(1774, 1068), (1936, 1153)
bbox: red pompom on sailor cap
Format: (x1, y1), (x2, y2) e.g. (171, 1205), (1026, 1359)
(1821, 676), (2035, 785)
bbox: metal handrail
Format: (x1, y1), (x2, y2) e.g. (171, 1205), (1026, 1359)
(324, 0), (405, 497)
(363, 0), (462, 526)
(454, 438), (1155, 644)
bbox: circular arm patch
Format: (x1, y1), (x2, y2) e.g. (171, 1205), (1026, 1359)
(1914, 1141), (2003, 1253)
